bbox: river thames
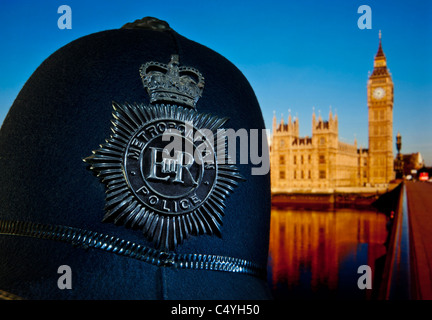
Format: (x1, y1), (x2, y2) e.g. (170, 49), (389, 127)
(267, 206), (389, 299)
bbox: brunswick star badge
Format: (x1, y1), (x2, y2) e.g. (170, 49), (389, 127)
(84, 55), (243, 251)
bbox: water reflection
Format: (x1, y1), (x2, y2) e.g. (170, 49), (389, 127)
(268, 207), (388, 299)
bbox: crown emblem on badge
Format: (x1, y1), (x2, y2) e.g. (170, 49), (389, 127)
(85, 54), (244, 251)
(139, 55), (205, 108)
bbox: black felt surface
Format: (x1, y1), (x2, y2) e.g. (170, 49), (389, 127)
(0, 26), (272, 299)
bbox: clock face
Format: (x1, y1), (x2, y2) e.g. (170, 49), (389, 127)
(373, 87), (385, 99)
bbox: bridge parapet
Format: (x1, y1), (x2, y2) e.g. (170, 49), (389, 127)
(378, 182), (412, 299)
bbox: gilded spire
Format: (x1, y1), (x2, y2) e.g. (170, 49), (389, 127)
(371, 30), (388, 76)
(375, 30), (385, 59)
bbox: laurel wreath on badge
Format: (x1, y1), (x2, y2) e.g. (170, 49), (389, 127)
(84, 55), (244, 251)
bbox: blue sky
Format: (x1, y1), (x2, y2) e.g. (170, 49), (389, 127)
(1, 0), (431, 164)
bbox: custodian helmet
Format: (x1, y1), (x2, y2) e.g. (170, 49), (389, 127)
(0, 17), (271, 300)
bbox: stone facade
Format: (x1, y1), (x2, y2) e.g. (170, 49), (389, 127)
(270, 34), (394, 192)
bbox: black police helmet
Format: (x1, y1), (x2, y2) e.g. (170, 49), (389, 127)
(0, 17), (272, 300)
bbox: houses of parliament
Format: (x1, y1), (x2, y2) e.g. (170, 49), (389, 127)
(270, 32), (394, 191)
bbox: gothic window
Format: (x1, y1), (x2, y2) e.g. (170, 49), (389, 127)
(319, 155), (325, 164)
(279, 171), (285, 180)
(301, 155), (304, 164)
(308, 170), (311, 179)
(294, 156), (297, 165)
(294, 171), (296, 179)
(319, 170), (326, 179)
(308, 155), (311, 163)
(279, 155), (285, 165)
(301, 170), (304, 179)
(320, 137), (325, 145)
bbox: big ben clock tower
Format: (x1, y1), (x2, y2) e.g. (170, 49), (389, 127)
(367, 31), (394, 185)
